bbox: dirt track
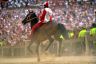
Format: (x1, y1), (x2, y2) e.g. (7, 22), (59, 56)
(0, 56), (96, 64)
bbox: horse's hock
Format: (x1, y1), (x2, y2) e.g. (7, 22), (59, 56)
(0, 36), (96, 57)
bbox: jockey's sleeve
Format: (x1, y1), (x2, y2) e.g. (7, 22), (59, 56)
(40, 9), (47, 22)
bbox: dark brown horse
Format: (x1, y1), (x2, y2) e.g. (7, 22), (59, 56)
(22, 11), (69, 61)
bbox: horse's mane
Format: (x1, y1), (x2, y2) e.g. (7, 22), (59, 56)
(22, 11), (39, 28)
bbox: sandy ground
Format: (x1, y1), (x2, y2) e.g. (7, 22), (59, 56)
(0, 56), (96, 64)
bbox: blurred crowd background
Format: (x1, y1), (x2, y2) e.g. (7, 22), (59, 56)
(0, 0), (96, 46)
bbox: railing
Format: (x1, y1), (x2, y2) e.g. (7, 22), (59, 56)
(0, 40), (28, 57)
(0, 35), (96, 57)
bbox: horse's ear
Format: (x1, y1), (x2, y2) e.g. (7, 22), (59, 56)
(28, 10), (30, 13)
(28, 9), (34, 13)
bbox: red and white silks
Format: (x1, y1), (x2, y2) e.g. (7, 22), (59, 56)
(32, 7), (53, 32)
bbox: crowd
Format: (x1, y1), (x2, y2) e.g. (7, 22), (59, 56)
(51, 2), (96, 30)
(0, 0), (37, 9)
(0, 0), (96, 46)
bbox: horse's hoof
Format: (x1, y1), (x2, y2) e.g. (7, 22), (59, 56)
(44, 51), (49, 55)
(57, 54), (61, 57)
(37, 58), (40, 62)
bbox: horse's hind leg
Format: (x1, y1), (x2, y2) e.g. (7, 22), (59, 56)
(54, 34), (63, 56)
(43, 30), (54, 52)
(57, 40), (62, 56)
(28, 41), (33, 53)
(45, 38), (54, 51)
(36, 42), (40, 62)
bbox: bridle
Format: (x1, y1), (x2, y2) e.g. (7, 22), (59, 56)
(26, 12), (38, 22)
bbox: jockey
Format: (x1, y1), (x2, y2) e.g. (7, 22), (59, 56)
(31, 1), (53, 32)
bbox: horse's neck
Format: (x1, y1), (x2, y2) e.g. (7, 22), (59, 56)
(30, 18), (39, 28)
(30, 21), (37, 28)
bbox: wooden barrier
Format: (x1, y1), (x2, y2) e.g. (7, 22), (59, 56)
(0, 37), (96, 57)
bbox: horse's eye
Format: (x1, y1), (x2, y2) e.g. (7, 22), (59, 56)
(27, 16), (30, 19)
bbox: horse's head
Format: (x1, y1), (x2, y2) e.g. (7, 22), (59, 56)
(22, 10), (39, 26)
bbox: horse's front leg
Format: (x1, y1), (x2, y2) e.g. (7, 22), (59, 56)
(28, 41), (33, 54)
(45, 38), (54, 51)
(36, 42), (40, 62)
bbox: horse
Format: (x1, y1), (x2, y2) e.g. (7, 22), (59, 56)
(22, 10), (69, 61)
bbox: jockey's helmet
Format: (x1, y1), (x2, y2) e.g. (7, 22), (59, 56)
(43, 1), (49, 7)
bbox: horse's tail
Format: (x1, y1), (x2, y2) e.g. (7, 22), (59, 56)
(91, 23), (96, 28)
(57, 23), (69, 39)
